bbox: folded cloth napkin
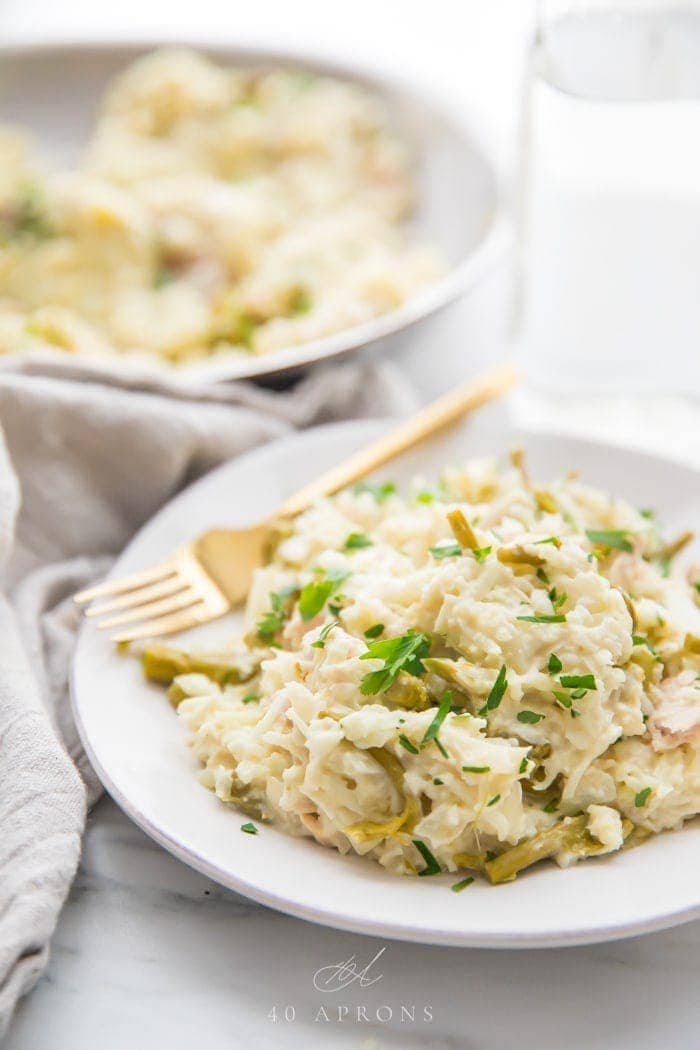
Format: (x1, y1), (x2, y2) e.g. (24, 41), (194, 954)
(0, 358), (415, 1035)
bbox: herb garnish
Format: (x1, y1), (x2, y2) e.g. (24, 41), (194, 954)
(518, 756), (529, 774)
(485, 664), (508, 711)
(364, 623), (384, 639)
(241, 693), (259, 704)
(548, 587), (568, 611)
(353, 480), (396, 503)
(585, 529), (633, 552)
(486, 794), (501, 807)
(451, 876), (474, 892)
(634, 787), (652, 808)
(517, 710), (544, 724)
(398, 734), (420, 755)
(462, 765), (490, 774)
(429, 541), (462, 560)
(359, 630), (430, 695)
(344, 532), (372, 550)
(422, 692), (452, 752)
(311, 621), (339, 649)
(240, 822), (258, 835)
(433, 777), (444, 786)
(473, 546), (492, 563)
(560, 674), (597, 691)
(517, 614), (566, 624)
(413, 839), (441, 876)
(256, 584), (298, 640)
(547, 653), (563, 674)
(535, 536), (562, 548)
(299, 569), (350, 621)
(543, 799), (558, 813)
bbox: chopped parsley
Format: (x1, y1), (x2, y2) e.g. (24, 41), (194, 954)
(241, 693), (259, 704)
(344, 532), (372, 550)
(433, 777), (444, 786)
(535, 536), (562, 548)
(398, 734), (420, 755)
(547, 653), (563, 674)
(353, 480), (396, 503)
(486, 794), (501, 807)
(416, 490), (436, 504)
(364, 623), (385, 639)
(298, 568), (350, 621)
(517, 710), (544, 724)
(429, 541), (462, 560)
(518, 756), (529, 774)
(359, 630), (430, 695)
(585, 528), (633, 552)
(422, 692), (452, 750)
(552, 690), (573, 709)
(462, 765), (490, 774)
(240, 822), (258, 835)
(536, 567), (550, 586)
(451, 876), (474, 892)
(548, 587), (568, 611)
(413, 839), (441, 876)
(543, 799), (558, 813)
(256, 584), (298, 640)
(517, 614), (566, 624)
(473, 545), (492, 563)
(560, 674), (597, 691)
(485, 664), (508, 711)
(632, 634), (659, 656)
(634, 787), (652, 808)
(311, 620), (339, 649)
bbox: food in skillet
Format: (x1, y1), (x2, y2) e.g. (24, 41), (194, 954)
(140, 451), (700, 884)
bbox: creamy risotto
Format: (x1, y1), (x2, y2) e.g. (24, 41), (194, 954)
(141, 452), (700, 884)
(0, 49), (441, 363)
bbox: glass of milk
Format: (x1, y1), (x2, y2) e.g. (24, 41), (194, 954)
(518, 0), (700, 396)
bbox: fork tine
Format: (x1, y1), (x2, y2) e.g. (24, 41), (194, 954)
(85, 575), (189, 616)
(112, 605), (206, 644)
(74, 561), (177, 604)
(96, 590), (201, 629)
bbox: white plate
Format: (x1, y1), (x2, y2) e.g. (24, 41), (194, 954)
(71, 408), (700, 947)
(0, 40), (508, 385)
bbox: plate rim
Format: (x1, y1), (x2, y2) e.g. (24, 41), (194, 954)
(0, 36), (510, 384)
(70, 417), (700, 948)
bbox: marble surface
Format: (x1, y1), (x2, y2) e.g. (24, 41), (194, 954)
(7, 796), (700, 1050)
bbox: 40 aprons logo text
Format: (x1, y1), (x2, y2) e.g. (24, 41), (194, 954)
(266, 947), (434, 1025)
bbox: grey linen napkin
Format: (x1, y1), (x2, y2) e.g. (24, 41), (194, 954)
(0, 359), (415, 1034)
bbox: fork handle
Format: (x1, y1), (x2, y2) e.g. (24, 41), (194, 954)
(275, 362), (517, 520)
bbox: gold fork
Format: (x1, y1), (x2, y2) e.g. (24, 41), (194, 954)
(74, 363), (516, 642)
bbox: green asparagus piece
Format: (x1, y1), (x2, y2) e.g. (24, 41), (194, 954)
(483, 815), (604, 884)
(345, 747), (420, 844)
(447, 509), (478, 550)
(142, 644), (259, 686)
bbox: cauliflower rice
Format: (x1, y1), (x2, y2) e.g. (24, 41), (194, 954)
(142, 451), (700, 883)
(0, 49), (441, 363)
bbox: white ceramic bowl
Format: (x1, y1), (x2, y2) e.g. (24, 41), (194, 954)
(71, 406), (700, 947)
(0, 40), (509, 384)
